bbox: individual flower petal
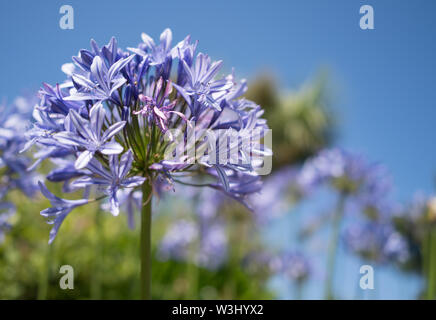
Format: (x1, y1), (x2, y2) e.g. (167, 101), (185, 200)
(75, 150), (94, 169)
(101, 121), (126, 141)
(100, 141), (124, 155)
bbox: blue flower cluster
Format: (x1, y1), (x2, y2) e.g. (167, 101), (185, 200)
(280, 251), (311, 282)
(343, 221), (410, 264)
(158, 188), (228, 270)
(297, 148), (393, 215)
(25, 29), (270, 243)
(0, 97), (39, 243)
(297, 148), (410, 264)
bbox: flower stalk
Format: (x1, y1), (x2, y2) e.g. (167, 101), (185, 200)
(324, 192), (346, 300)
(91, 208), (103, 299)
(140, 181), (152, 300)
(426, 226), (436, 300)
(37, 244), (52, 300)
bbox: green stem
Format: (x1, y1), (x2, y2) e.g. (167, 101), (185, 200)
(427, 227), (436, 300)
(295, 280), (304, 300)
(140, 182), (153, 300)
(324, 192), (346, 300)
(422, 229), (429, 294)
(188, 206), (200, 299)
(91, 208), (103, 300)
(187, 259), (199, 299)
(424, 229), (430, 299)
(37, 244), (52, 300)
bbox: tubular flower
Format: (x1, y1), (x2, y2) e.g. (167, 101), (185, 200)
(26, 29), (271, 243)
(54, 103), (126, 169)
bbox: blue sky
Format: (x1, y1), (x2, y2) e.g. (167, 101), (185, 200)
(1, 0), (435, 299)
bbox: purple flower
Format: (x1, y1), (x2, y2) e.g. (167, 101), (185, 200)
(73, 37), (121, 72)
(38, 83), (82, 116)
(22, 108), (66, 153)
(297, 148), (350, 193)
(297, 148), (395, 217)
(100, 188), (142, 229)
(54, 103), (126, 169)
(128, 28), (176, 67)
(0, 96), (40, 218)
(67, 55), (135, 103)
(175, 36), (198, 87)
(133, 78), (188, 133)
(72, 151), (145, 216)
(38, 182), (89, 244)
(343, 221), (410, 264)
(47, 160), (86, 183)
(27, 29), (271, 243)
(173, 53), (232, 116)
(280, 251), (311, 282)
(209, 170), (263, 207)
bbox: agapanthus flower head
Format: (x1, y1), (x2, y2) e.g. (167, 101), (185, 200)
(297, 148), (368, 194)
(26, 29), (271, 243)
(280, 251), (311, 282)
(0, 96), (40, 243)
(343, 221), (410, 265)
(297, 148), (395, 219)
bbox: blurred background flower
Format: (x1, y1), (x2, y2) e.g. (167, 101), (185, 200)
(0, 97), (39, 243)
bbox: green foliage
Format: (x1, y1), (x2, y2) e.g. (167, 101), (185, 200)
(0, 192), (273, 299)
